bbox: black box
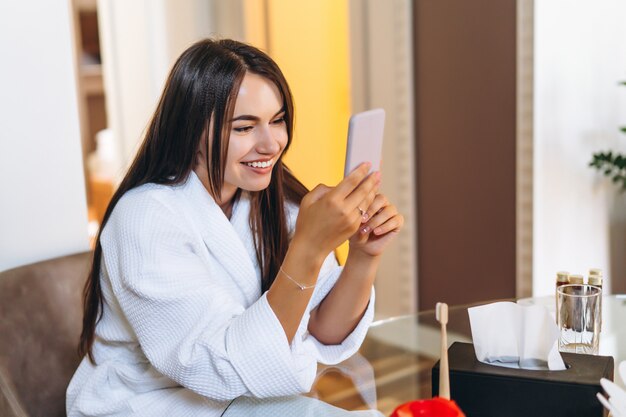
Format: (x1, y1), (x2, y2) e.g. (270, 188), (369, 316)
(432, 342), (614, 417)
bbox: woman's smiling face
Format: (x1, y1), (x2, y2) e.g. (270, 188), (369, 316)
(222, 72), (287, 200)
(196, 71), (288, 208)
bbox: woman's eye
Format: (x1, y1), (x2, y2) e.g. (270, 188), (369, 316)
(233, 126), (253, 133)
(272, 117), (285, 125)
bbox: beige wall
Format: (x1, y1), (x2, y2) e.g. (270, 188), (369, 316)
(534, 0), (626, 296)
(349, 0), (418, 316)
(0, 1), (89, 271)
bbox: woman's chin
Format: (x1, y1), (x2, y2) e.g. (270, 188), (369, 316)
(240, 178), (272, 192)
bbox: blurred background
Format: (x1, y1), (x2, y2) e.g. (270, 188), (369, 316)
(1, 0), (625, 318)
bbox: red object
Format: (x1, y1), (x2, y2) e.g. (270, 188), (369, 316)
(389, 397), (466, 417)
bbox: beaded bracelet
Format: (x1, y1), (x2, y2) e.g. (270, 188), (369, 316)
(279, 267), (316, 291)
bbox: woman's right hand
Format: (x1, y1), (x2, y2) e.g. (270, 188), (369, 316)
(293, 162), (380, 261)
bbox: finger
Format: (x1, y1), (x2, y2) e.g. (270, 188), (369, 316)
(362, 193), (387, 222)
(333, 162), (371, 198)
(364, 204), (398, 232)
(371, 213), (404, 236)
(357, 187), (379, 223)
(345, 170), (380, 210)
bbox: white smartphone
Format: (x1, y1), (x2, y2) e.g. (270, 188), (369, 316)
(343, 108), (386, 177)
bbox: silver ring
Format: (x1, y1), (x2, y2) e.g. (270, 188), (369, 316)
(357, 207), (365, 216)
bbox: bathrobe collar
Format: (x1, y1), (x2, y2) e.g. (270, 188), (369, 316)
(180, 171), (261, 306)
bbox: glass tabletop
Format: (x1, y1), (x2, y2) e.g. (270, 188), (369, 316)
(222, 295), (626, 416)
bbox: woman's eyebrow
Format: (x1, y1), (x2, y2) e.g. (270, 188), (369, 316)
(231, 114), (259, 122)
(230, 108), (285, 122)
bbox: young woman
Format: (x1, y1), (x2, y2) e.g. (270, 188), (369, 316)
(67, 38), (404, 416)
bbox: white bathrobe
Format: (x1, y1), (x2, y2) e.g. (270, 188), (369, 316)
(66, 172), (375, 416)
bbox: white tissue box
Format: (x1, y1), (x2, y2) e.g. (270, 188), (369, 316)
(432, 342), (614, 417)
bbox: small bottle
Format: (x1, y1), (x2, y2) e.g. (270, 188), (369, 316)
(564, 274), (585, 332)
(556, 271), (569, 289)
(555, 271), (569, 324)
(588, 268), (603, 289)
(568, 274), (584, 285)
(588, 268), (603, 331)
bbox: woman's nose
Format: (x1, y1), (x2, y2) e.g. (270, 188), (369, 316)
(256, 126), (281, 154)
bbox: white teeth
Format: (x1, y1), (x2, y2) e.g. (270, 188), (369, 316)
(246, 160), (273, 168)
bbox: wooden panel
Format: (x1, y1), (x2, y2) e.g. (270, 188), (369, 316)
(414, 0), (517, 310)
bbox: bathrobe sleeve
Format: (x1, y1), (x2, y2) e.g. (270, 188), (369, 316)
(291, 256), (375, 365)
(285, 204), (376, 367)
(100, 190), (316, 401)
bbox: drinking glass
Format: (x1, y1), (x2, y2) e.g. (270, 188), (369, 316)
(556, 284), (601, 355)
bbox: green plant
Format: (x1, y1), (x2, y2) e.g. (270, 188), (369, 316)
(589, 81), (626, 191)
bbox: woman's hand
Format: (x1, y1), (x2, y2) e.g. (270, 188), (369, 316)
(293, 163), (380, 261)
(348, 192), (404, 258)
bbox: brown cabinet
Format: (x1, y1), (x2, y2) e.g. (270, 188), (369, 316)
(414, 0), (517, 310)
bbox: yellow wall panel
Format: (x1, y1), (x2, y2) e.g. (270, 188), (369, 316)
(266, 0), (351, 262)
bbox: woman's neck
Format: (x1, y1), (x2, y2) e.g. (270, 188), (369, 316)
(218, 198), (234, 219)
(216, 184), (237, 219)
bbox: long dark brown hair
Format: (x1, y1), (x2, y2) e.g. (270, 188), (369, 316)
(79, 39), (308, 363)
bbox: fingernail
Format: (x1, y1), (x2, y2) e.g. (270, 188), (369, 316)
(374, 227), (382, 235)
(361, 226), (371, 234)
(374, 171), (381, 180)
(361, 212), (369, 221)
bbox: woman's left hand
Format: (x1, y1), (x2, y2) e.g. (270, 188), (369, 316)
(348, 193), (404, 257)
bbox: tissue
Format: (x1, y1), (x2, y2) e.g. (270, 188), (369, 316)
(468, 301), (566, 370)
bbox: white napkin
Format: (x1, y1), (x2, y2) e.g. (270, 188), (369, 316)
(468, 301), (566, 370)
(598, 361), (626, 417)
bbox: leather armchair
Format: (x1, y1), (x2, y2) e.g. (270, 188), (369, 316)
(0, 252), (92, 417)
